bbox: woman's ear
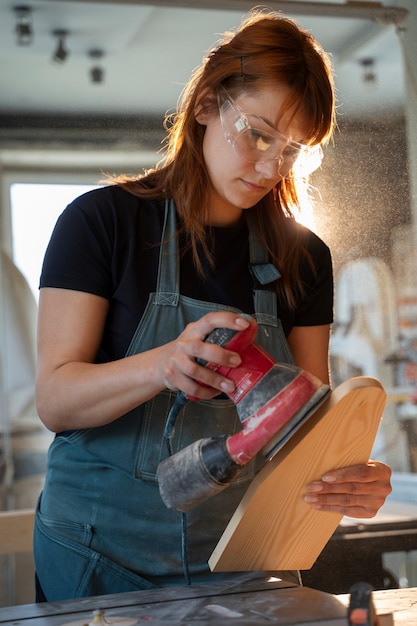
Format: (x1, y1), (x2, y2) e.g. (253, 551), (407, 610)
(195, 108), (210, 125)
(195, 89), (215, 125)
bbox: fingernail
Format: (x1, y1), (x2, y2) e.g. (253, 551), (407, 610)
(221, 380), (235, 392)
(236, 316), (250, 327)
(322, 474), (336, 482)
(304, 495), (319, 503)
(306, 483), (323, 493)
(229, 356), (241, 366)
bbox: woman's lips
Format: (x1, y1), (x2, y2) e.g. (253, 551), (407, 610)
(241, 179), (266, 193)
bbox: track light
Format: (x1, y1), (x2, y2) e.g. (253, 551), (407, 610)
(89, 49), (105, 84)
(52, 30), (69, 64)
(360, 57), (377, 86)
(14, 5), (33, 46)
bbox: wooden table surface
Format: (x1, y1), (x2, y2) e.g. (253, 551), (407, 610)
(0, 573), (415, 625)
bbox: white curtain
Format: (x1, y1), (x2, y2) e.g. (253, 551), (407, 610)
(0, 249), (38, 433)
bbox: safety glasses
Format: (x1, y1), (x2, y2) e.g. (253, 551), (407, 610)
(218, 88), (323, 179)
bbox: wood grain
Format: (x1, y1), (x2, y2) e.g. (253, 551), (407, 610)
(209, 376), (386, 572)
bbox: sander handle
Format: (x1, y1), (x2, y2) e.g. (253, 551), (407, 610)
(186, 314), (258, 401)
(164, 314), (258, 447)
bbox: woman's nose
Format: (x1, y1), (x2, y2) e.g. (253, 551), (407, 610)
(253, 158), (280, 179)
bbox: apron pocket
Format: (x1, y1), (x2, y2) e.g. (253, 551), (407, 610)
(61, 409), (144, 477)
(34, 502), (158, 601)
(135, 390), (257, 485)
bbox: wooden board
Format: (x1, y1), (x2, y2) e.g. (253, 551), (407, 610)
(0, 508), (35, 555)
(209, 376), (386, 572)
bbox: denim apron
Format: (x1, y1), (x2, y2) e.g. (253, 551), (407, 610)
(34, 200), (295, 601)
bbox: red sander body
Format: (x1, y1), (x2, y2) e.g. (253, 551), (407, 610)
(157, 315), (330, 512)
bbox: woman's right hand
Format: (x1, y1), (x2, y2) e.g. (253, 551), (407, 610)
(36, 287), (249, 432)
(156, 311), (250, 399)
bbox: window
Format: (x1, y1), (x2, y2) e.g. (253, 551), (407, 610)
(10, 183), (97, 301)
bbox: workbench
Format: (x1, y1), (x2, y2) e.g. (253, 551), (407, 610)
(0, 573), (415, 625)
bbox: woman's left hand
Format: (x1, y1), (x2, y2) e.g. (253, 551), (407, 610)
(304, 460), (392, 518)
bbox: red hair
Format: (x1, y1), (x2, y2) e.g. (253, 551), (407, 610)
(112, 9), (335, 308)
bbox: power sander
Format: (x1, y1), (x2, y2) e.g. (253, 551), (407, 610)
(156, 314), (330, 512)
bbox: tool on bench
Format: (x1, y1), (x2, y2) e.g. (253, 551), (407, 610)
(157, 314), (330, 512)
(348, 582), (381, 626)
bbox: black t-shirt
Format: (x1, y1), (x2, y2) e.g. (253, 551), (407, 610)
(40, 185), (333, 364)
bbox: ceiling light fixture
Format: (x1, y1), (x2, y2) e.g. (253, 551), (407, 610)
(14, 5), (33, 46)
(52, 29), (69, 64)
(360, 57), (377, 85)
(89, 49), (105, 85)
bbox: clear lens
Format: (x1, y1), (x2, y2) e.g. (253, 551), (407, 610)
(219, 91), (323, 179)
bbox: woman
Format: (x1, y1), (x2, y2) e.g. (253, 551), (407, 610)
(34, 9), (391, 601)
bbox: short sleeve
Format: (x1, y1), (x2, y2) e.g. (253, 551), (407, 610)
(293, 231), (334, 327)
(39, 191), (115, 299)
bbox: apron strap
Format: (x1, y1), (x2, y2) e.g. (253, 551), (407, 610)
(247, 215), (280, 324)
(154, 199), (180, 306)
(154, 200), (280, 323)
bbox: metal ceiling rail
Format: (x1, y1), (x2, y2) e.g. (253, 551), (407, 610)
(47, 1), (409, 26)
